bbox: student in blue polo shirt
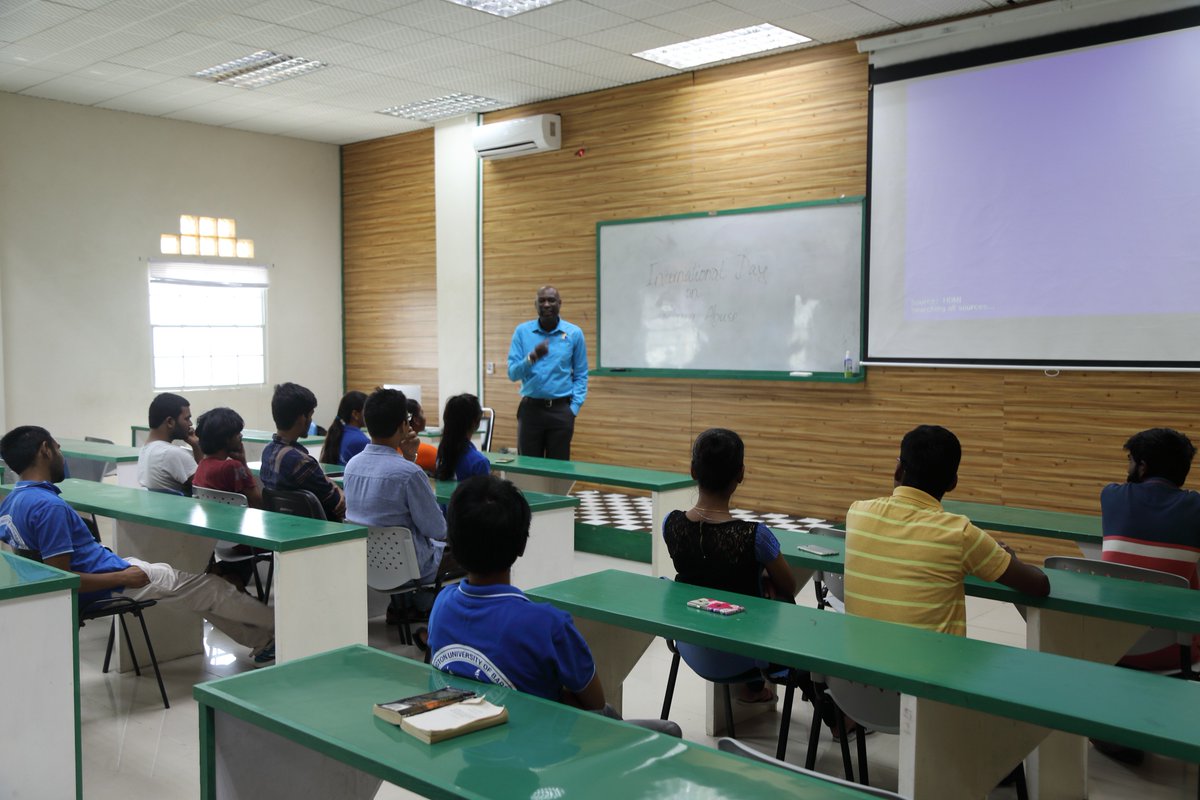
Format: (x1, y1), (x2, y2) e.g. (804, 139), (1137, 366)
(428, 474), (679, 735)
(0, 425), (277, 666)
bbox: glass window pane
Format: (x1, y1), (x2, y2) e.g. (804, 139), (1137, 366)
(211, 356), (239, 386)
(239, 355), (264, 385)
(183, 356), (212, 388)
(153, 326), (186, 358)
(239, 327), (265, 356)
(154, 357), (183, 389)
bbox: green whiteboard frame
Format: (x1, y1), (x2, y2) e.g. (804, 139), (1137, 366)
(595, 196), (867, 383)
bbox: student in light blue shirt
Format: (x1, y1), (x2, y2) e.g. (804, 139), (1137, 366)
(344, 388), (446, 585)
(506, 285), (588, 460)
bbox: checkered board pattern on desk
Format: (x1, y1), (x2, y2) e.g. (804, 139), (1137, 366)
(572, 489), (824, 533)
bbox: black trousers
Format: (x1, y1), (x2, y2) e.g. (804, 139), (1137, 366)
(517, 398), (575, 460)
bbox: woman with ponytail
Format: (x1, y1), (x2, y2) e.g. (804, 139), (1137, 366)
(434, 394), (491, 481)
(319, 390), (368, 465)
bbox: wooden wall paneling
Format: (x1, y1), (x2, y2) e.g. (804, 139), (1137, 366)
(346, 38), (1200, 533)
(342, 129), (439, 413)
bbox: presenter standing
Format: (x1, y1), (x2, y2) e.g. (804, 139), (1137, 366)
(507, 285), (588, 459)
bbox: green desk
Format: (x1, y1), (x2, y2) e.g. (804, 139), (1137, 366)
(777, 525), (1200, 797)
(131, 425), (324, 463)
(484, 451), (696, 571)
(0, 479), (368, 667)
(942, 499), (1103, 557)
(433, 480), (579, 587)
(195, 644), (880, 800)
(0, 551), (80, 799)
(527, 570), (1200, 799)
(59, 437), (141, 487)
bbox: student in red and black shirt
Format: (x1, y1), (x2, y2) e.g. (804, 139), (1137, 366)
(193, 407), (263, 509)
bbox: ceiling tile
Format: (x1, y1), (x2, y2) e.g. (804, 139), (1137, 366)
(0, 1), (86, 40)
(574, 20), (680, 53)
(20, 73), (130, 104)
(0, 63), (60, 91)
(643, 2), (765, 39)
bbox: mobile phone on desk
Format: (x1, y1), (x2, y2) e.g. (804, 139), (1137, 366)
(494, 456), (515, 463)
(797, 544), (839, 557)
(687, 598), (745, 615)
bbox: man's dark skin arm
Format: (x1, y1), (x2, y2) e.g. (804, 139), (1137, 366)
(994, 542), (1051, 596)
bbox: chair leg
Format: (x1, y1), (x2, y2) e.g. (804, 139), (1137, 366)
(263, 557), (275, 604)
(118, 614), (142, 676)
(856, 725), (870, 786)
(1014, 763), (1029, 800)
(722, 683), (736, 739)
(836, 710), (855, 782)
(776, 682), (796, 761)
(134, 610), (170, 710)
(102, 619), (117, 673)
(805, 687), (826, 770)
(251, 560), (265, 603)
(661, 650), (681, 720)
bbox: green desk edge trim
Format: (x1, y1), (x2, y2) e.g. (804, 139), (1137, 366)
(0, 481), (366, 553)
(58, 438), (141, 462)
(775, 527), (1200, 632)
(942, 499), (1102, 543)
(0, 550), (80, 601)
(486, 452), (696, 491)
(575, 522), (651, 563)
(527, 570), (1200, 763)
(431, 481), (578, 512)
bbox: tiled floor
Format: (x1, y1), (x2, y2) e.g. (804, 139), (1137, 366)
(76, 550), (1198, 799)
(574, 488), (821, 532)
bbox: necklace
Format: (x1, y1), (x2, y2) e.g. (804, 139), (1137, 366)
(690, 505), (732, 521)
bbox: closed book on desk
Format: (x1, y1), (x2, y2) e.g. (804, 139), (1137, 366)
(377, 697), (508, 743)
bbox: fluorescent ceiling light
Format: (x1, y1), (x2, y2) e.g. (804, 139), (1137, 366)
(441, 0), (564, 18)
(193, 50), (327, 88)
(378, 93), (502, 122)
(634, 24), (811, 70)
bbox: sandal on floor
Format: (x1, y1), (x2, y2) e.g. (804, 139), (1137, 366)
(413, 627), (429, 652)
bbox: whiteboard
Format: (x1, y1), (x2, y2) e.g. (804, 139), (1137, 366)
(598, 199), (864, 376)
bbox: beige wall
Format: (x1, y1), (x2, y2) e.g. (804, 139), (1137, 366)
(0, 92), (343, 441)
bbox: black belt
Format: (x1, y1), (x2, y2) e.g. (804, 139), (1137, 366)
(523, 396), (571, 408)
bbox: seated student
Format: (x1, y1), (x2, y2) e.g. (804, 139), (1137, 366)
(137, 392), (203, 494)
(407, 399), (437, 473)
(845, 424), (1049, 636)
(0, 426), (276, 665)
(1101, 427), (1200, 666)
(259, 382), (346, 522)
(429, 474), (679, 735)
(318, 390), (368, 466)
(193, 407), (263, 509)
(434, 394), (491, 482)
(343, 388), (448, 632)
(662, 427), (797, 703)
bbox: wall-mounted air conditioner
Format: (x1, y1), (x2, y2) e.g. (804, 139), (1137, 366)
(472, 114), (561, 160)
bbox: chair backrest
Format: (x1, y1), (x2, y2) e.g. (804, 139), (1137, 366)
(64, 456), (109, 483)
(676, 639), (764, 682)
(84, 436), (119, 478)
(363, 525), (422, 592)
(262, 487), (327, 520)
(716, 738), (907, 799)
(478, 407), (495, 452)
(824, 676), (902, 735)
(1045, 555), (1190, 655)
(192, 485), (249, 508)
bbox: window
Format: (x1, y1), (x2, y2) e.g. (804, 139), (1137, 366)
(149, 262), (268, 390)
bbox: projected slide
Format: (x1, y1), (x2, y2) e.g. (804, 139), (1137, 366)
(868, 20), (1200, 364)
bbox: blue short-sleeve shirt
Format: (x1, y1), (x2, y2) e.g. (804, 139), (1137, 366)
(0, 481), (129, 603)
(428, 581), (596, 701)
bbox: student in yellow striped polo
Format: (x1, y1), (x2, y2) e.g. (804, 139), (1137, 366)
(844, 425), (1049, 636)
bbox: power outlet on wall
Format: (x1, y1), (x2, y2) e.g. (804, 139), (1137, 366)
(485, 362), (494, 375)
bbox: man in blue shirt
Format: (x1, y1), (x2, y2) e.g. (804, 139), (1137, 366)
(0, 425), (275, 666)
(429, 474), (678, 735)
(506, 285), (588, 460)
(344, 388), (450, 634)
